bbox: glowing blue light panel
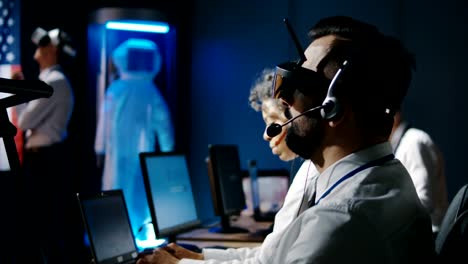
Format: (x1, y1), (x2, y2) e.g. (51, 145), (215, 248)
(106, 20), (170, 34)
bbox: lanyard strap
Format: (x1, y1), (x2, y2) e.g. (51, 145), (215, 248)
(314, 153), (395, 206)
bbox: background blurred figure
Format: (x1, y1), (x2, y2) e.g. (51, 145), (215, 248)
(390, 110), (448, 234)
(17, 27), (76, 264)
(249, 68), (297, 162)
(94, 38), (175, 244)
(248, 67), (317, 235)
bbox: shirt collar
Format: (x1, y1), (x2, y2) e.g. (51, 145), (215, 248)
(39, 64), (61, 80)
(390, 121), (411, 152)
(314, 142), (393, 203)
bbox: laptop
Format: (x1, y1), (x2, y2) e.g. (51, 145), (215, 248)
(76, 190), (147, 264)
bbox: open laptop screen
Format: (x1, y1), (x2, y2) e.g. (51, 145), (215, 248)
(77, 190), (138, 264)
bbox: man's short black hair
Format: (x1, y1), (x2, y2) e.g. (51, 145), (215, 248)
(310, 16), (415, 112)
(309, 16), (380, 40)
(308, 16), (415, 137)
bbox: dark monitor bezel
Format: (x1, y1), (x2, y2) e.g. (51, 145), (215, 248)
(76, 189), (139, 264)
(207, 144), (246, 217)
(139, 151), (201, 240)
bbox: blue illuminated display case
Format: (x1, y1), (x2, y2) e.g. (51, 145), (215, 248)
(87, 7), (180, 250)
(88, 7), (177, 127)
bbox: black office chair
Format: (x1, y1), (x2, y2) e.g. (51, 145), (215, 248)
(435, 184), (468, 261)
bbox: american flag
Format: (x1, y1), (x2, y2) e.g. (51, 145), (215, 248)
(0, 0), (20, 76)
(0, 0), (21, 170)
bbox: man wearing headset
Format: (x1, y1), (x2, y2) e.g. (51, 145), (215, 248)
(268, 16), (436, 263)
(138, 16), (435, 264)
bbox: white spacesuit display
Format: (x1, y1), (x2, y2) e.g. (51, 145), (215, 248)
(94, 38), (175, 243)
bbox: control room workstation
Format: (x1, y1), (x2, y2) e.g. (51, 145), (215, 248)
(76, 144), (287, 263)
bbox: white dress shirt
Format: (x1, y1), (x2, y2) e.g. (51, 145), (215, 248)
(179, 160), (318, 264)
(17, 65), (74, 148)
(392, 123), (448, 232)
(271, 142), (435, 263)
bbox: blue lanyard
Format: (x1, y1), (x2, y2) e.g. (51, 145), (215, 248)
(313, 153), (395, 206)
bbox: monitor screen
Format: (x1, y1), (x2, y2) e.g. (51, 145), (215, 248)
(139, 152), (201, 240)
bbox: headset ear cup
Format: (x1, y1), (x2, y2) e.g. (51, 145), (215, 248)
(320, 98), (341, 120)
(320, 60), (348, 121)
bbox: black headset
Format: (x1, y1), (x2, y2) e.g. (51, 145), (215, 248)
(319, 60), (348, 120)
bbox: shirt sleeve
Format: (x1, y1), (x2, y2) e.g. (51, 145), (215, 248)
(17, 96), (54, 130)
(202, 247), (258, 261)
(177, 247), (259, 264)
(17, 77), (68, 130)
(396, 131), (438, 213)
(273, 206), (383, 264)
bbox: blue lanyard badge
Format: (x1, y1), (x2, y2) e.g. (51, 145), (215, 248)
(312, 154), (394, 206)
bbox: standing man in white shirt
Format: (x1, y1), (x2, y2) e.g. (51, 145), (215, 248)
(390, 110), (448, 234)
(17, 27), (76, 264)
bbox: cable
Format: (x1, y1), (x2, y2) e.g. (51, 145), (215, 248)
(296, 161), (313, 217)
(137, 220), (153, 234)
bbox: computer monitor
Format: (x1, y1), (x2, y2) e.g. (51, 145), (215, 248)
(139, 152), (201, 242)
(241, 168), (290, 222)
(206, 144), (248, 233)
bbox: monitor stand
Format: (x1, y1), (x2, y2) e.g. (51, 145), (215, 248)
(253, 208), (276, 222)
(208, 214), (249, 234)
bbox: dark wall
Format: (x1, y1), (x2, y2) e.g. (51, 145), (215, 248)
(188, 0), (292, 223)
(398, 0), (468, 202)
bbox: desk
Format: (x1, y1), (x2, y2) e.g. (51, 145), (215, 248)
(176, 239), (263, 249)
(176, 215), (272, 248)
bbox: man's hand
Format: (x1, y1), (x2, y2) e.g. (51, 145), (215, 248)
(164, 243), (204, 260)
(137, 248), (180, 264)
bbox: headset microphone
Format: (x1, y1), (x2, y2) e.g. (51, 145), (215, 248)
(266, 104), (326, 138)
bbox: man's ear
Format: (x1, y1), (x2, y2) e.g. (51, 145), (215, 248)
(328, 116), (343, 128)
(327, 101), (348, 128)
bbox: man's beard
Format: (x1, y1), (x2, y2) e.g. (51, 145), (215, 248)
(285, 115), (324, 159)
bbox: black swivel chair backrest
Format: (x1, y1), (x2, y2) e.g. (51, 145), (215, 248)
(435, 184), (468, 260)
